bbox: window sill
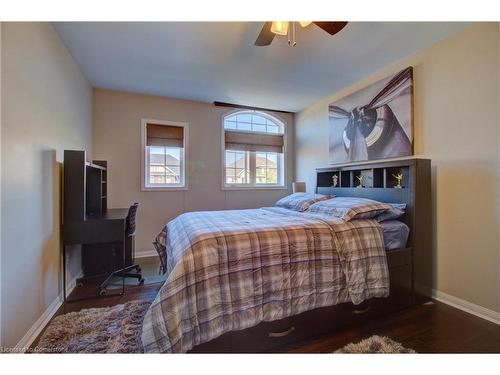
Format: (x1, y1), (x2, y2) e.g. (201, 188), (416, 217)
(142, 186), (188, 192)
(222, 185), (288, 191)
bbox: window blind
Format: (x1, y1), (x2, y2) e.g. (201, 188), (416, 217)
(147, 124), (184, 147)
(225, 130), (284, 153)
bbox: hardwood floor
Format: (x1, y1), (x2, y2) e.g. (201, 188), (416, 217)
(32, 283), (500, 353)
(278, 301), (500, 353)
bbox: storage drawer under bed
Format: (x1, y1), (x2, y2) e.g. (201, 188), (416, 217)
(190, 247), (414, 353)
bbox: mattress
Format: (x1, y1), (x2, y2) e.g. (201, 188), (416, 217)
(380, 220), (410, 250)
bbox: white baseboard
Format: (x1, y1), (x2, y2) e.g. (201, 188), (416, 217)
(135, 250), (158, 259)
(432, 289), (500, 326)
(13, 272), (82, 352)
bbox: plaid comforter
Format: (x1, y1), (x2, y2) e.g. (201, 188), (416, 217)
(141, 207), (389, 353)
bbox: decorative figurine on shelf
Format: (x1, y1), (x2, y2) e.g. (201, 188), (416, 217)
(392, 173), (404, 188)
(356, 175), (364, 188)
(332, 175), (338, 188)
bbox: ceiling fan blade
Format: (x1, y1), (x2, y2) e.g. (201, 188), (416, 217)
(254, 22), (276, 46)
(313, 22), (348, 36)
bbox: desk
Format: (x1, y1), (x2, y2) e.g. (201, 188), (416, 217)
(62, 208), (129, 302)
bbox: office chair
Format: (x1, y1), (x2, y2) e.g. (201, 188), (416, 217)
(99, 202), (143, 295)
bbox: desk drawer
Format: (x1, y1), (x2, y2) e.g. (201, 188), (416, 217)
(63, 220), (125, 245)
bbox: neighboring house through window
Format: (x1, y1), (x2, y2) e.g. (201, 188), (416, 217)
(142, 119), (188, 190)
(223, 111), (286, 188)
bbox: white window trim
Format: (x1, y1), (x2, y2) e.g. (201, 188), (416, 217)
(141, 118), (189, 191)
(221, 110), (288, 191)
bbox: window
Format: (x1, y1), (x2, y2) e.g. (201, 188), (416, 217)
(223, 111), (285, 188)
(142, 120), (188, 190)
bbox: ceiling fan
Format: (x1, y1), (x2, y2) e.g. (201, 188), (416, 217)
(254, 21), (348, 47)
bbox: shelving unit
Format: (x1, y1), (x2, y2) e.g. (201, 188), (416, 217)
(92, 160), (107, 214)
(64, 151), (107, 221)
(316, 165), (409, 190)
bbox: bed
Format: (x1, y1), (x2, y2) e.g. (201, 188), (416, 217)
(141, 158), (432, 353)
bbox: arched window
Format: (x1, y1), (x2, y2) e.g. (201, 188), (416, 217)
(223, 111), (286, 188)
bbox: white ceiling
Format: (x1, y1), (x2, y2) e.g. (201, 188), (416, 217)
(53, 22), (472, 112)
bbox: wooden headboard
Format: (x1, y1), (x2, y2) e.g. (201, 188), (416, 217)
(315, 158), (433, 297)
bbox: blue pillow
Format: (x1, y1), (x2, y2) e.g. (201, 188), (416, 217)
(375, 203), (406, 222)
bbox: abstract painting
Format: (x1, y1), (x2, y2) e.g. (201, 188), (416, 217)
(328, 67), (414, 164)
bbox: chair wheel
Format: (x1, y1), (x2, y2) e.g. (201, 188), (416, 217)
(138, 278), (145, 285)
(99, 288), (107, 296)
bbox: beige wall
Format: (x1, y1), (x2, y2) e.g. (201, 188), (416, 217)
(92, 89), (295, 255)
(0, 21), (3, 347)
(295, 23), (500, 313)
(1, 23), (92, 347)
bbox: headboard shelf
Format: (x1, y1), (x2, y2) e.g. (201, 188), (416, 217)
(317, 164), (410, 190)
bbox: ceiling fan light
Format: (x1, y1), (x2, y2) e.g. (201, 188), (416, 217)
(299, 21), (312, 28)
(270, 21), (289, 36)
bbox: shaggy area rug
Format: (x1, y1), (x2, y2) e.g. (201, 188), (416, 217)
(334, 335), (416, 354)
(35, 301), (151, 353)
(36, 302), (414, 354)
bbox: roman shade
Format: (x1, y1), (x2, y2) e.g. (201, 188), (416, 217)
(225, 130), (284, 153)
(147, 124), (184, 147)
